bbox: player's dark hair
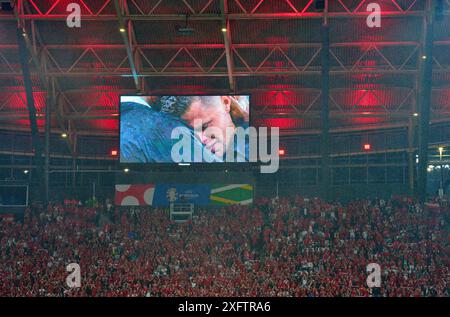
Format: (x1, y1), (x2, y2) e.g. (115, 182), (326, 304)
(152, 96), (216, 117)
(151, 96), (196, 117)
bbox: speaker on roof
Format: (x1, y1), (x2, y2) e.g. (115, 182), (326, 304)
(435, 0), (444, 21)
(0, 1), (14, 12)
(315, 0), (325, 12)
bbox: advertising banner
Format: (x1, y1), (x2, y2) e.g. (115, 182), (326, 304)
(115, 184), (155, 206)
(152, 184), (212, 206)
(115, 184), (253, 206)
(210, 184), (253, 205)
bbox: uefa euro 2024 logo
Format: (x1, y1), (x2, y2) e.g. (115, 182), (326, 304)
(166, 188), (178, 203)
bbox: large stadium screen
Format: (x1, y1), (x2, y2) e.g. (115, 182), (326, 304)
(120, 95), (250, 164)
(0, 185), (28, 207)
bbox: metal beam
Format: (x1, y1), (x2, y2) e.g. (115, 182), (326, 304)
(3, 41), (450, 50)
(407, 115), (417, 196)
(5, 40), (450, 49)
(114, 0), (140, 91)
(44, 76), (52, 206)
(124, 1), (145, 92)
(13, 1), (77, 159)
(2, 116), (450, 138)
(417, 0), (436, 203)
(19, 68), (442, 78)
(320, 1), (330, 200)
(2, 10), (450, 22)
(2, 111), (450, 120)
(220, 0), (235, 92)
(1, 40), (449, 78)
(16, 26), (45, 198)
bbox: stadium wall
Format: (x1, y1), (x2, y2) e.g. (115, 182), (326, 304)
(257, 183), (410, 201)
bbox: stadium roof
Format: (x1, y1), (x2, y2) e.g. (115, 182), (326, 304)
(0, 0), (449, 145)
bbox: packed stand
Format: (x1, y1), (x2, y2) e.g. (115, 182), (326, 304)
(0, 196), (448, 297)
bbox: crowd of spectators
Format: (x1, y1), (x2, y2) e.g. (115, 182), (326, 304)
(0, 196), (448, 297)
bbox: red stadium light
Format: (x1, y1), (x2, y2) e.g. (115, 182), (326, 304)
(111, 150), (118, 157)
(363, 144), (371, 151)
(279, 149), (285, 156)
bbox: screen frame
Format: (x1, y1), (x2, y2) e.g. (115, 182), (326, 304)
(118, 94), (253, 166)
(0, 185), (29, 207)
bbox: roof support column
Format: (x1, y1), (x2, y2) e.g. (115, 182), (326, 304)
(407, 117), (415, 197)
(17, 26), (45, 201)
(220, 0), (236, 92)
(44, 80), (51, 206)
(320, 1), (330, 200)
(417, 0), (436, 203)
(114, 0), (141, 92)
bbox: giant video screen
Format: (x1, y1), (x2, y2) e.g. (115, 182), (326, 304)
(0, 185), (28, 207)
(120, 95), (250, 163)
